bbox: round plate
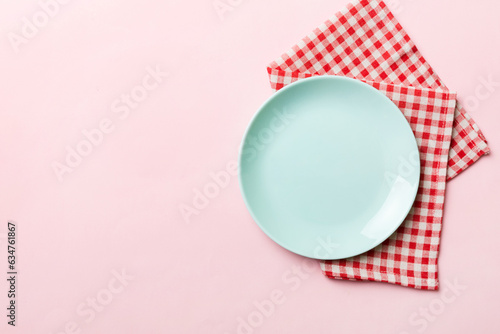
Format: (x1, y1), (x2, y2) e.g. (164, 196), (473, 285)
(238, 76), (420, 259)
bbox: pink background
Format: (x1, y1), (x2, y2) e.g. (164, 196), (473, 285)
(0, 0), (499, 333)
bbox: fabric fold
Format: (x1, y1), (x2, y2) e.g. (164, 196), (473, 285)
(266, 0), (489, 289)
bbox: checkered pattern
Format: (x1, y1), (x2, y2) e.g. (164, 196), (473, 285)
(267, 0), (489, 181)
(325, 79), (455, 289)
(266, 0), (490, 289)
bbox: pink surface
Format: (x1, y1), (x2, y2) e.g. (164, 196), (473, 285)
(0, 0), (498, 333)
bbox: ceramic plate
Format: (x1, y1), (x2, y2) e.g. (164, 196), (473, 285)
(238, 76), (420, 259)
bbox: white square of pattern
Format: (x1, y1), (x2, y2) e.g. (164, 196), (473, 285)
(304, 51), (314, 61)
(332, 65), (342, 73)
(388, 72), (398, 82)
(318, 23), (328, 32)
(372, 50), (382, 59)
(366, 18), (376, 28)
(312, 62), (323, 72)
(434, 98), (444, 108)
(385, 21), (395, 31)
(370, 70), (380, 78)
(343, 57), (353, 66)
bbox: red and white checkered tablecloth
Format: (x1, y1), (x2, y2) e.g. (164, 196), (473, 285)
(266, 0), (490, 289)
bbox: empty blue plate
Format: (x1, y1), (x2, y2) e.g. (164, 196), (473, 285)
(239, 76), (420, 259)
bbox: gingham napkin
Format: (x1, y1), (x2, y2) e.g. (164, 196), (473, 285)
(267, 0), (489, 289)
